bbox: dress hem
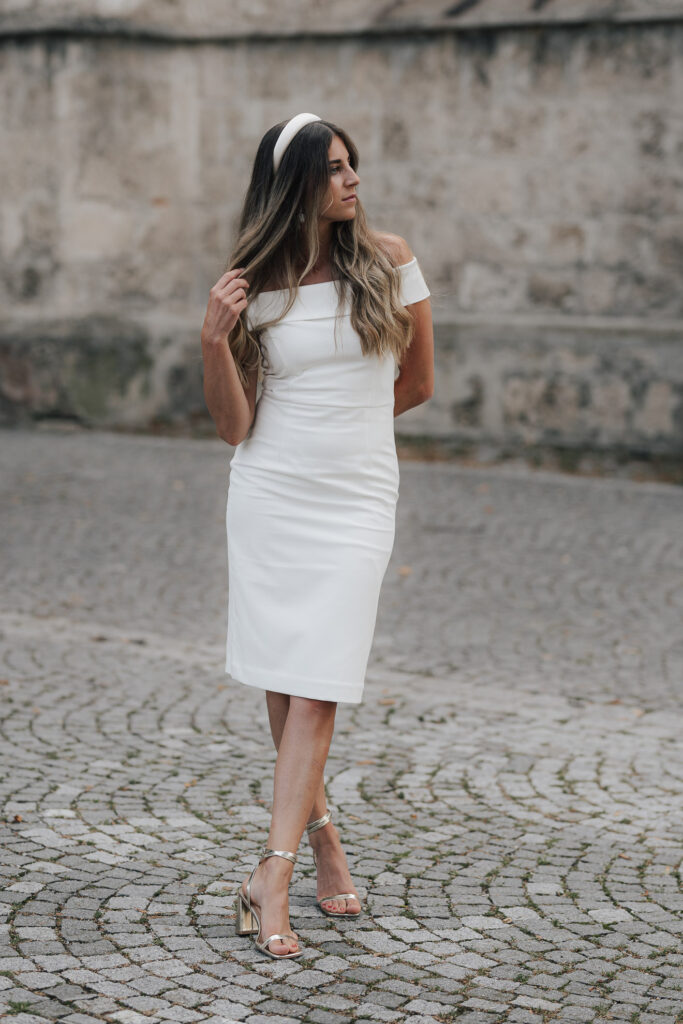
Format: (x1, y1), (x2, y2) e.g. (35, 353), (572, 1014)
(225, 656), (364, 705)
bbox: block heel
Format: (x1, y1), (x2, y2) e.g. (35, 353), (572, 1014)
(235, 891), (258, 935)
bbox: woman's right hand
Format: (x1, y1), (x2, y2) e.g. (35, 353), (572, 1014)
(201, 268), (250, 342)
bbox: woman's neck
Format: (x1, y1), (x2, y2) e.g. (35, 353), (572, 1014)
(299, 225), (333, 279)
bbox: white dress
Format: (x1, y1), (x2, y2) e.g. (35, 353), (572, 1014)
(225, 257), (431, 704)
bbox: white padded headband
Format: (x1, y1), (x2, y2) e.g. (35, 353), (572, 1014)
(273, 113), (321, 173)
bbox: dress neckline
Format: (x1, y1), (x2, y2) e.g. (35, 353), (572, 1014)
(258, 257), (417, 295)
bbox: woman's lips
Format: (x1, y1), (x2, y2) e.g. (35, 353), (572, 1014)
(342, 195), (357, 202)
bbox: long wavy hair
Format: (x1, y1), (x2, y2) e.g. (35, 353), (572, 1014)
(224, 118), (414, 388)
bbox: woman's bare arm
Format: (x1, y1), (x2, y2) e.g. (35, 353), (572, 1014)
(201, 268), (257, 445)
(394, 295), (434, 417)
(374, 231), (435, 417)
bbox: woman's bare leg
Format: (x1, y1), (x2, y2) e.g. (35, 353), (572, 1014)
(265, 690), (290, 748)
(266, 690), (328, 819)
(243, 694), (337, 955)
(264, 692), (360, 918)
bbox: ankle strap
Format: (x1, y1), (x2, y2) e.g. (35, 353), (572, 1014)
(245, 847), (297, 904)
(306, 810), (332, 835)
(261, 848), (297, 865)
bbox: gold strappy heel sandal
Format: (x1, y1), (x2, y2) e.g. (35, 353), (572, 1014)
(306, 810), (362, 918)
(235, 848), (304, 959)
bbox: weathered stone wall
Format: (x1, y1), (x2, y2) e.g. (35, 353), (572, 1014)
(1, 4), (682, 453)
(2, 0), (681, 37)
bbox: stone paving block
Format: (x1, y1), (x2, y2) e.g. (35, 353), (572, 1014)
(147, 959), (195, 978)
(252, 1001), (308, 1019)
(71, 997), (121, 1014)
(0, 985), (43, 1003)
(553, 1009), (598, 1022)
(306, 1011), (349, 1024)
(403, 997), (454, 1015)
(211, 982), (268, 1005)
(352, 1006), (403, 1021)
(446, 1013), (497, 1024)
(122, 994), (175, 1012)
(1, 1016), (55, 1024)
(206, 999), (252, 1019)
(62, 1015), (108, 1024)
(110, 1012), (162, 1024)
(379, 979), (423, 997)
(363, 989), (407, 1008)
(156, 1008), (205, 1022)
(462, 997), (507, 1010)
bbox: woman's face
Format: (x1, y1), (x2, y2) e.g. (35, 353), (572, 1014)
(320, 134), (360, 224)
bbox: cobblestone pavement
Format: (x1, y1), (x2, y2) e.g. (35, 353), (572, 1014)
(1, 427), (682, 1024)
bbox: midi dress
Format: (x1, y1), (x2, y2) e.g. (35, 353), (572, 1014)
(225, 257), (430, 704)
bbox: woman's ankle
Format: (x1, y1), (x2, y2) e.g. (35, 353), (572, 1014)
(258, 854), (295, 882)
(308, 822), (339, 850)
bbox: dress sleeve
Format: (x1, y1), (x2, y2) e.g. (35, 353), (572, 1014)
(398, 257), (430, 307)
(245, 294), (264, 331)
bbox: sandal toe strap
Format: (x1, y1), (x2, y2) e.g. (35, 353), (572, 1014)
(319, 893), (358, 903)
(257, 931), (298, 951)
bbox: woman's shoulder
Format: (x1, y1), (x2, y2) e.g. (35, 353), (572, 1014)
(371, 231), (415, 268)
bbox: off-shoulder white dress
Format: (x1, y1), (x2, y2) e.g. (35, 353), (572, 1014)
(225, 258), (430, 704)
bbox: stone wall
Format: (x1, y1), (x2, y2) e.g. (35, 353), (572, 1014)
(2, 0), (681, 37)
(1, 3), (682, 453)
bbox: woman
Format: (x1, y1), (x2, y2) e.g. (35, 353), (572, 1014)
(200, 113), (434, 960)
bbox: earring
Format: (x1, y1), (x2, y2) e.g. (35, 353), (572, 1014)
(298, 211), (305, 223)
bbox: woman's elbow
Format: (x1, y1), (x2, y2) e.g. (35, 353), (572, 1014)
(221, 427), (248, 447)
(219, 412), (254, 447)
(216, 420), (243, 446)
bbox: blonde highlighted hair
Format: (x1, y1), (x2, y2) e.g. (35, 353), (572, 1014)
(224, 118), (414, 388)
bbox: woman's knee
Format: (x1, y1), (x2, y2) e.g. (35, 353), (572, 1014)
(289, 696), (337, 721)
(266, 690), (290, 712)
